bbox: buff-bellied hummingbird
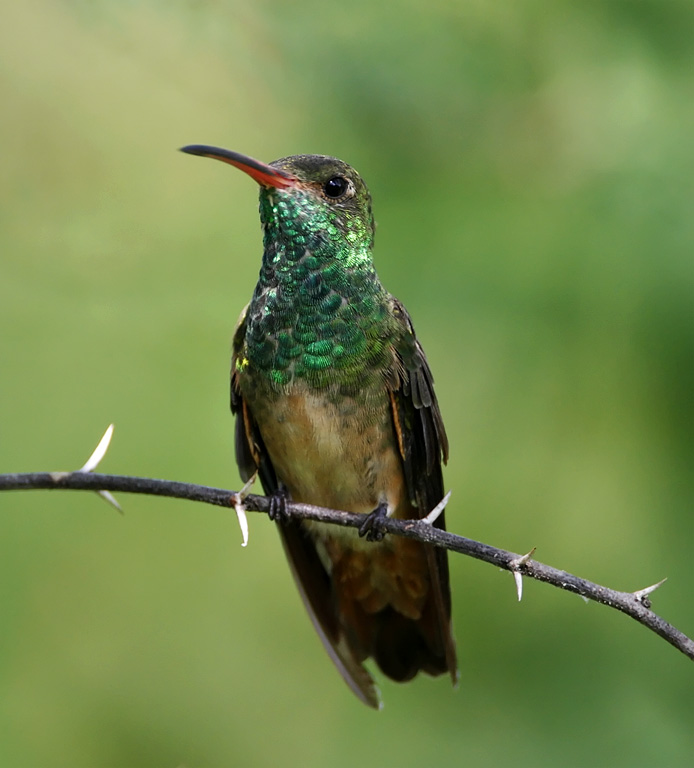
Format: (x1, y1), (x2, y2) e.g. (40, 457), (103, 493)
(181, 145), (457, 708)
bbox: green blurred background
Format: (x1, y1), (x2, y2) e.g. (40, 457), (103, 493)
(2, 1), (693, 765)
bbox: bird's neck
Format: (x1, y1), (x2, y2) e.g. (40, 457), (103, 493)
(244, 234), (393, 391)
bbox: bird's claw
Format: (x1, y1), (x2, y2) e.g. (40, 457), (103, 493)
(358, 502), (389, 542)
(268, 486), (290, 524)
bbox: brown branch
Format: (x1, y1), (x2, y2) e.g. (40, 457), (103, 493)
(1, 470), (692, 662)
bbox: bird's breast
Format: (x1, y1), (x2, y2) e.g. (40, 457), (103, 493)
(246, 382), (406, 518)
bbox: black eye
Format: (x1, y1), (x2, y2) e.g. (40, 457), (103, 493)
(323, 176), (349, 198)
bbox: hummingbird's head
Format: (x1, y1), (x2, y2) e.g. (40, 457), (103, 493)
(180, 146), (375, 259)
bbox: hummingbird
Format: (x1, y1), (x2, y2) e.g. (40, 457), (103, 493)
(181, 145), (457, 708)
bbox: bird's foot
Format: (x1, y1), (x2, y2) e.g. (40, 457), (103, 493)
(358, 501), (389, 542)
(268, 485), (291, 524)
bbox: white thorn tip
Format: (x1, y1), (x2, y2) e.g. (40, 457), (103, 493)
(234, 500), (249, 548)
(510, 547), (536, 568)
(633, 578), (667, 602)
(422, 490), (452, 525)
(513, 570), (523, 602)
(98, 490), (123, 514)
(232, 473), (257, 548)
(237, 472), (258, 500)
(79, 424), (115, 473)
(509, 548), (535, 602)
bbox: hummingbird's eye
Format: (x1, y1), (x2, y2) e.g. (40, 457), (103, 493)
(323, 176), (349, 198)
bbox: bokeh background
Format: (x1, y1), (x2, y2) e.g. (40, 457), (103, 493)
(2, 1), (693, 766)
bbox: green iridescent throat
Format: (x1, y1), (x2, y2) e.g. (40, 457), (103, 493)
(241, 185), (394, 390)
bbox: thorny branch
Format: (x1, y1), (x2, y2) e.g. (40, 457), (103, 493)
(1, 468), (693, 663)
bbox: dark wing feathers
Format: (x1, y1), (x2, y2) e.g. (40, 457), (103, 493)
(388, 297), (457, 682)
(231, 306), (277, 490)
(388, 297), (449, 501)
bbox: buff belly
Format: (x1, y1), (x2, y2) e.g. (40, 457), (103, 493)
(246, 385), (429, 620)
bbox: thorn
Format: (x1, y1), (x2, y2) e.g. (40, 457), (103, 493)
(232, 472), (257, 548)
(236, 472), (257, 502)
(509, 548), (536, 603)
(512, 570), (523, 602)
(510, 547), (536, 569)
(633, 577), (667, 608)
(75, 424), (122, 512)
(79, 424), (114, 472)
(421, 490), (452, 525)
(233, 502), (249, 548)
(98, 490), (123, 514)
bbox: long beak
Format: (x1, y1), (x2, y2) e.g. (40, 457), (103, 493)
(180, 145), (296, 189)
